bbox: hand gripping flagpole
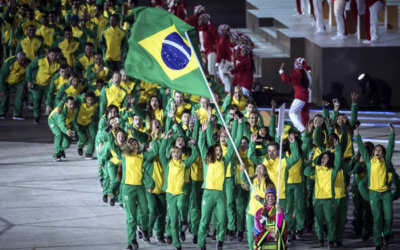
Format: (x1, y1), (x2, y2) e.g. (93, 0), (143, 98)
(275, 103), (286, 233)
(185, 31), (257, 197)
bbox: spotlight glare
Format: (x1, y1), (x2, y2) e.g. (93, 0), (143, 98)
(358, 73), (366, 81)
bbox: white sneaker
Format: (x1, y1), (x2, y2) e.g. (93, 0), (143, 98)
(314, 30), (325, 35)
(362, 40), (372, 44)
(331, 34), (347, 40)
(12, 116), (25, 120)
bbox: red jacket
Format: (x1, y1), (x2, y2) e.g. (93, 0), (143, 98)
(169, 3), (186, 20)
(197, 24), (217, 55)
(216, 35), (232, 63)
(184, 15), (198, 28)
(231, 55), (253, 90)
(280, 69), (309, 102)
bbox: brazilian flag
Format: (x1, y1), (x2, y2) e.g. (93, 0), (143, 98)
(124, 7), (211, 98)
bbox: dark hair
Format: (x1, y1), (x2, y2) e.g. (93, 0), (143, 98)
(267, 142), (279, 151)
(317, 151), (335, 168)
(110, 14), (120, 21)
(122, 137), (139, 154)
(106, 105), (119, 117)
(85, 91), (96, 99)
(374, 144), (386, 157)
(64, 26), (72, 33)
(205, 144), (222, 164)
(255, 164), (275, 188)
(60, 64), (69, 70)
(66, 96), (75, 103)
(48, 47), (60, 54)
(85, 42), (94, 48)
(146, 95), (160, 120)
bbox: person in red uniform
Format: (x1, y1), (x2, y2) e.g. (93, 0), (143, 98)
(363, 0), (383, 43)
(279, 57), (312, 133)
(196, 13), (217, 77)
(184, 5), (205, 28)
(230, 44), (254, 96)
(168, 0), (186, 20)
(216, 24), (232, 93)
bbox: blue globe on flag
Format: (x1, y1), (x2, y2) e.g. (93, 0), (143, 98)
(161, 32), (191, 70)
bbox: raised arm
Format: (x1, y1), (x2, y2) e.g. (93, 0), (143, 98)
(385, 123), (395, 166)
(285, 134), (301, 169)
(354, 126), (371, 164)
(349, 92), (359, 127)
(184, 142), (199, 169)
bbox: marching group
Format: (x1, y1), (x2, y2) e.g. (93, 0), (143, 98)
(0, 1), (398, 250)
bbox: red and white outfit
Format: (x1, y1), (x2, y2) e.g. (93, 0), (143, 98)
(279, 58), (312, 132)
(313, 0), (325, 33)
(363, 0), (383, 42)
(230, 45), (253, 96)
(332, 0), (349, 39)
(216, 24), (232, 92)
(197, 14), (217, 76)
(168, 0), (187, 20)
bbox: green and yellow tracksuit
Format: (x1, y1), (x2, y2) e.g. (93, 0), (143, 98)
(99, 25), (127, 71)
(221, 94), (249, 113)
(99, 84), (128, 116)
(48, 105), (76, 157)
(248, 139), (301, 215)
(55, 83), (85, 107)
(75, 95), (99, 155)
(355, 132), (395, 246)
(90, 14), (108, 45)
(144, 154), (167, 239)
(240, 172), (268, 250)
(16, 18), (41, 37)
(75, 53), (93, 76)
(26, 55), (60, 119)
(121, 141), (158, 245)
(197, 120), (243, 248)
(305, 144), (343, 243)
(16, 36), (44, 61)
(234, 149), (254, 236)
(165, 99), (192, 124)
(85, 63), (111, 86)
(52, 37), (81, 67)
(46, 73), (69, 109)
(0, 55), (30, 117)
(36, 25), (62, 51)
(100, 132), (123, 201)
(120, 80), (136, 96)
(158, 138), (198, 248)
(351, 160), (373, 237)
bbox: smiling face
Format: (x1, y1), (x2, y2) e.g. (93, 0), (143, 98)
(255, 164), (266, 177)
(108, 107), (118, 119)
(240, 138), (249, 151)
(249, 113), (258, 127)
(267, 144), (278, 160)
(116, 131), (126, 146)
(171, 147), (182, 160)
(133, 115), (143, 128)
(259, 127), (267, 138)
(174, 92), (184, 106)
(313, 115), (323, 127)
(112, 72), (121, 86)
(219, 131), (227, 146)
(265, 193), (276, 206)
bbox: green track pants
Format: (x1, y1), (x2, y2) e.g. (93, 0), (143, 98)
(313, 199), (335, 242)
(0, 81), (25, 117)
(225, 177), (236, 231)
(189, 180), (203, 236)
(198, 190), (227, 248)
(166, 193), (184, 248)
(48, 121), (72, 158)
(122, 184), (149, 244)
(31, 84), (49, 119)
(77, 122), (97, 155)
(235, 184), (249, 233)
(370, 190), (393, 246)
(104, 162), (120, 199)
(146, 192), (166, 238)
(286, 183), (305, 234)
(334, 196), (348, 244)
(246, 213), (254, 250)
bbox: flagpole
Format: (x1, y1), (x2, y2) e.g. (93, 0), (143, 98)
(185, 31), (257, 196)
(275, 103), (285, 233)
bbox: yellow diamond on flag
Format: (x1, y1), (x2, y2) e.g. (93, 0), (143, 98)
(138, 25), (199, 81)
